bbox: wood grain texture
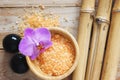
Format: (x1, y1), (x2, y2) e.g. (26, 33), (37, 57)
(0, 7), (80, 48)
(101, 4), (120, 79)
(0, 7), (79, 80)
(0, 0), (81, 7)
(0, 50), (52, 80)
(85, 0), (112, 80)
(0, 0), (119, 80)
(72, 0), (95, 80)
(101, 0), (120, 80)
(0, 49), (72, 80)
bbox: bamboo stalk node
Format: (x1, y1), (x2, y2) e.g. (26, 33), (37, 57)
(113, 9), (120, 12)
(80, 9), (95, 13)
(96, 17), (109, 24)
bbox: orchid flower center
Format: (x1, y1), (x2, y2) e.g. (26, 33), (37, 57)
(32, 39), (44, 50)
(37, 45), (44, 50)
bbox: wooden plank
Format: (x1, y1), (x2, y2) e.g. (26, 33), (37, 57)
(0, 48), (118, 80)
(0, 0), (81, 7)
(0, 50), (52, 80)
(0, 50), (119, 80)
(0, 49), (73, 80)
(0, 7), (80, 48)
(0, 7), (79, 80)
(0, 49), (72, 80)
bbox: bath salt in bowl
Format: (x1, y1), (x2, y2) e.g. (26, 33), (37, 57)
(26, 27), (79, 80)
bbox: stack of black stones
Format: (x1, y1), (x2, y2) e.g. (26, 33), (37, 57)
(2, 34), (29, 74)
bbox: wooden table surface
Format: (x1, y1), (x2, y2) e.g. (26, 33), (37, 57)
(0, 0), (119, 80)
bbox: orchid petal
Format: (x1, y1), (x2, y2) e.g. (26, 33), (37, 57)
(19, 36), (35, 56)
(38, 40), (52, 53)
(33, 28), (51, 42)
(40, 40), (52, 49)
(24, 28), (34, 37)
(30, 47), (40, 60)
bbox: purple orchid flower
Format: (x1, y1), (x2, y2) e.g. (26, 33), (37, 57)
(19, 28), (52, 60)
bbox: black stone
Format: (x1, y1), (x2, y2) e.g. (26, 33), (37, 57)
(10, 54), (29, 74)
(2, 34), (21, 53)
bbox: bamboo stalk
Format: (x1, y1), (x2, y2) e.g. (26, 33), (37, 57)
(85, 19), (100, 80)
(85, 0), (113, 80)
(72, 0), (95, 80)
(101, 0), (120, 80)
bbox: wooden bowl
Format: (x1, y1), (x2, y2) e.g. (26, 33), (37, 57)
(26, 27), (79, 80)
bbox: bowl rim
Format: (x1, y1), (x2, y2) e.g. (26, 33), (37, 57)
(26, 27), (80, 80)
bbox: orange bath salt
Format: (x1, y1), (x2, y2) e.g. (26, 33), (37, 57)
(36, 34), (75, 76)
(23, 13), (59, 28)
(18, 13), (59, 36)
